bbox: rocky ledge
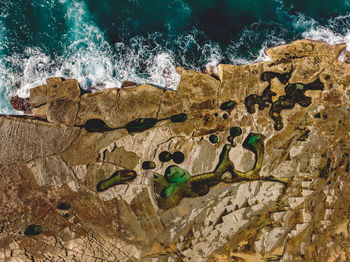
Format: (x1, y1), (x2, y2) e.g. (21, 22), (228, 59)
(1, 39), (350, 262)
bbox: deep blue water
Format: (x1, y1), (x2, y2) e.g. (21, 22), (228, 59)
(1, 0), (350, 114)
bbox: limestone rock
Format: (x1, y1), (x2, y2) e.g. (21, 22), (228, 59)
(266, 39), (346, 60)
(75, 88), (119, 127)
(30, 84), (47, 108)
(0, 115), (79, 165)
(158, 70), (220, 119)
(104, 146), (140, 170)
(217, 63), (268, 104)
(47, 97), (79, 125)
(30, 78), (81, 125)
(46, 77), (80, 101)
(76, 84), (164, 128)
(177, 70), (219, 98)
(32, 103), (48, 119)
(116, 83), (163, 125)
(1, 39), (350, 262)
(270, 78), (286, 102)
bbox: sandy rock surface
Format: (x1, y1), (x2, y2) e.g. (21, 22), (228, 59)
(1, 39), (350, 261)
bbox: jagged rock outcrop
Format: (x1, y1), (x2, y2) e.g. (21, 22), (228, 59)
(1, 39), (350, 262)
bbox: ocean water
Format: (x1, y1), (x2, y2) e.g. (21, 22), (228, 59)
(1, 0), (350, 114)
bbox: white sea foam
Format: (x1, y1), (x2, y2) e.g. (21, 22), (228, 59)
(148, 52), (180, 89)
(2, 0), (350, 115)
(8, 0), (183, 106)
(59, 0), (117, 89)
(255, 11), (350, 64)
(295, 14), (348, 45)
(296, 13), (350, 62)
(201, 42), (223, 71)
(0, 14), (16, 114)
(0, 63), (16, 115)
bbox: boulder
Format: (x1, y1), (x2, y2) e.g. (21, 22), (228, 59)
(10, 96), (32, 114)
(30, 84), (47, 108)
(30, 77), (81, 125)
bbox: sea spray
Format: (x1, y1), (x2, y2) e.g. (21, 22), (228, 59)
(1, 0), (350, 114)
(60, 0), (116, 89)
(0, 12), (15, 114)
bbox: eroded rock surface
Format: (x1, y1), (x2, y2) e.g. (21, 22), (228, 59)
(2, 39), (350, 261)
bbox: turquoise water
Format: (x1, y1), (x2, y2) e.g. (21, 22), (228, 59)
(1, 0), (350, 114)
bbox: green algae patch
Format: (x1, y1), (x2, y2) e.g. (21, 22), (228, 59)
(97, 170), (137, 192)
(296, 83), (304, 90)
(161, 186), (177, 199)
(164, 166), (191, 183)
(242, 133), (265, 172)
(161, 166), (191, 199)
(154, 132), (287, 210)
(24, 225), (43, 236)
(246, 133), (263, 146)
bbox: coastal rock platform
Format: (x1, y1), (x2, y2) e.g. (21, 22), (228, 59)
(1, 39), (350, 261)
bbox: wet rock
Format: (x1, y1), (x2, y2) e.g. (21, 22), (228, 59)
(344, 51), (350, 64)
(10, 96), (32, 114)
(121, 80), (137, 88)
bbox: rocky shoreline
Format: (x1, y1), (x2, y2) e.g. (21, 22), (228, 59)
(1, 39), (350, 261)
